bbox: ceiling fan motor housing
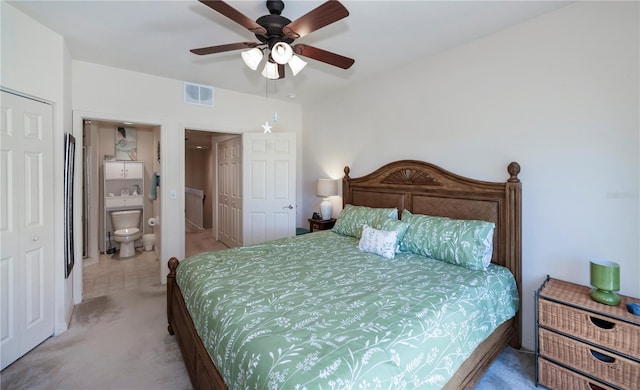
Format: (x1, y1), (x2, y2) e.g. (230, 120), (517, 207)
(256, 1), (293, 47)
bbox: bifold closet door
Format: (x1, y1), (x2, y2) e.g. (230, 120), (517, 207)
(0, 90), (55, 370)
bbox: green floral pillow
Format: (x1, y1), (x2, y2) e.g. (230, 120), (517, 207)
(332, 204), (398, 238)
(373, 217), (409, 253)
(399, 210), (495, 270)
(358, 224), (399, 259)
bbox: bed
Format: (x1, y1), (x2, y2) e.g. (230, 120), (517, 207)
(167, 159), (522, 389)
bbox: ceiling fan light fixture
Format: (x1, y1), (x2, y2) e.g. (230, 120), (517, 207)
(288, 55), (307, 76)
(193, 0), (354, 80)
(261, 61), (280, 79)
(241, 48), (263, 70)
(271, 42), (293, 65)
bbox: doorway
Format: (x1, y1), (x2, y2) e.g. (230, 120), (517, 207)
(182, 129), (297, 257)
(183, 130), (235, 257)
(80, 117), (161, 298)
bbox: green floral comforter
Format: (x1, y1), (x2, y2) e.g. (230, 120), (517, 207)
(176, 231), (518, 389)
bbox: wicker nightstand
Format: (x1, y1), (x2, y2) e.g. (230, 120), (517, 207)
(535, 277), (640, 389)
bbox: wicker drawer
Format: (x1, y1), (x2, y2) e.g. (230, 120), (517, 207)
(539, 299), (640, 359)
(539, 328), (640, 389)
(538, 358), (617, 390)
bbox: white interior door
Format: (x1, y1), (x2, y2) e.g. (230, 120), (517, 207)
(0, 90), (55, 369)
(217, 137), (242, 248)
(242, 132), (296, 246)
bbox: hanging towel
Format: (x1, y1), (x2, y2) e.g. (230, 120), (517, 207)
(149, 172), (159, 200)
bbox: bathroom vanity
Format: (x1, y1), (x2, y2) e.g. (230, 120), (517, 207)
(103, 161), (145, 253)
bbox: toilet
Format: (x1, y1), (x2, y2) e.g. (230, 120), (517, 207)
(110, 209), (142, 258)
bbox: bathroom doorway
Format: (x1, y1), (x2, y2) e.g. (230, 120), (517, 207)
(81, 117), (161, 298)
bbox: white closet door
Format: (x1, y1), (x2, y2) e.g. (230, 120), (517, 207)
(0, 91), (55, 369)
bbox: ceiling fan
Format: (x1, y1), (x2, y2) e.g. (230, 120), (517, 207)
(191, 0), (355, 79)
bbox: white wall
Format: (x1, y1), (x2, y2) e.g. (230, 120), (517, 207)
(72, 61), (303, 283)
(301, 1), (639, 350)
(1, 2), (74, 334)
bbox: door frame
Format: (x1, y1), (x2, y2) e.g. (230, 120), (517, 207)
(181, 125), (243, 258)
(71, 110), (166, 301)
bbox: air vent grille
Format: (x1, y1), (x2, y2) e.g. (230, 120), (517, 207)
(184, 82), (214, 107)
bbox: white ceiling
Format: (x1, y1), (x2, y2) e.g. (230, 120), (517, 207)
(10, 0), (572, 104)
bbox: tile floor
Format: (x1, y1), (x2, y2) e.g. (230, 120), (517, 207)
(83, 250), (160, 299)
(185, 227), (229, 258)
(83, 228), (228, 299)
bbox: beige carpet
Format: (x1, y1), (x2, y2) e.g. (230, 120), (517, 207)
(1, 283), (536, 390)
(0, 284), (191, 390)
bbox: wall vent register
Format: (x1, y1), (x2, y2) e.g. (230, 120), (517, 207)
(184, 82), (214, 107)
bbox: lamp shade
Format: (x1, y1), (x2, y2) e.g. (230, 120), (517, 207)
(316, 179), (338, 197)
(261, 61), (280, 79)
(271, 42), (293, 65)
(589, 259), (621, 305)
(241, 48), (263, 70)
(288, 55), (307, 76)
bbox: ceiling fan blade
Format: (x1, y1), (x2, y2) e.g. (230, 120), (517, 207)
(282, 0), (349, 40)
(293, 44), (354, 69)
(278, 64), (286, 79)
(199, 0), (267, 36)
(191, 42), (259, 55)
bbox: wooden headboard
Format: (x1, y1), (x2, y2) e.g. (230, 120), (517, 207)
(343, 160), (522, 346)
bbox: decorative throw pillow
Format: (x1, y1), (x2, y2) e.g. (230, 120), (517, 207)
(399, 210), (495, 270)
(373, 217), (410, 252)
(358, 224), (399, 259)
(332, 204), (398, 238)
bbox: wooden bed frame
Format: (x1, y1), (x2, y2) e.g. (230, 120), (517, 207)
(167, 159), (522, 389)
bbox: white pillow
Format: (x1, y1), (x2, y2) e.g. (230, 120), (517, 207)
(358, 224), (399, 259)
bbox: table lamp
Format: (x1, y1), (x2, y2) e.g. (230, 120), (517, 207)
(316, 179), (338, 220)
(589, 259), (621, 306)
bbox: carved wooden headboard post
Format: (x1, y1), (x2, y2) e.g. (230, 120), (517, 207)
(342, 160), (522, 347)
(342, 166), (351, 207)
(505, 162), (522, 347)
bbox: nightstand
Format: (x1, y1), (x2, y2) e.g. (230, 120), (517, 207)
(535, 276), (640, 390)
(308, 218), (336, 232)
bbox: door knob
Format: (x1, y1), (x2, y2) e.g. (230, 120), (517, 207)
(33, 235), (39, 241)
(283, 204), (294, 209)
